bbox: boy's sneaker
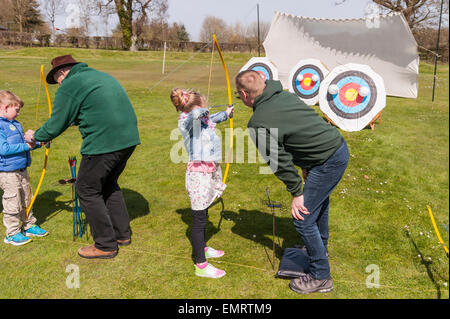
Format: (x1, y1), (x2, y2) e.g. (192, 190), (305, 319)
(194, 263), (226, 279)
(205, 247), (224, 258)
(289, 273), (333, 294)
(24, 225), (48, 237)
(4, 233), (32, 246)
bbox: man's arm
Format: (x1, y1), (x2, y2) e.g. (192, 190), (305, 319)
(250, 126), (303, 196)
(250, 125), (309, 220)
(33, 89), (81, 142)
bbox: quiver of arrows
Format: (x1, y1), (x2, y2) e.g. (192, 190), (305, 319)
(68, 156), (88, 240)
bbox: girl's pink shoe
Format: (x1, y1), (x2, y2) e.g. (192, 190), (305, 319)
(194, 262), (226, 278)
(205, 246), (224, 258)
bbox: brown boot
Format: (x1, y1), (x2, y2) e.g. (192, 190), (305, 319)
(78, 245), (118, 259)
(117, 238), (131, 246)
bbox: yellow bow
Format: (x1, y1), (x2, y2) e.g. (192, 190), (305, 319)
(427, 205), (449, 257)
(26, 65), (52, 219)
(212, 34), (233, 185)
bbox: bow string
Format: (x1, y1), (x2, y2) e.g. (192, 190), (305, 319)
(212, 34), (233, 185)
(26, 65), (52, 219)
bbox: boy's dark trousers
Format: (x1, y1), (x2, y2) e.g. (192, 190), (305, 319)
(76, 146), (136, 252)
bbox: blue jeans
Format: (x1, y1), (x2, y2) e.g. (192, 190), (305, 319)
(293, 139), (349, 280)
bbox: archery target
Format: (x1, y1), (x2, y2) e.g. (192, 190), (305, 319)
(239, 57), (278, 82)
(319, 63), (386, 132)
(288, 59), (329, 105)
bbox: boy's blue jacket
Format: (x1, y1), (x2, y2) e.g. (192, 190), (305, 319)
(178, 108), (228, 162)
(0, 117), (32, 171)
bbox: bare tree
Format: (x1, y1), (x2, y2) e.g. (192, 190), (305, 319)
(337, 0), (448, 31)
(374, 0), (449, 30)
(78, 0), (97, 36)
(98, 0), (168, 51)
(0, 0), (14, 29)
(11, 0), (44, 33)
(228, 22), (247, 43)
(43, 0), (63, 39)
(199, 16), (229, 42)
(246, 21), (270, 43)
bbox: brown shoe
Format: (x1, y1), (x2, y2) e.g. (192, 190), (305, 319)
(117, 238), (131, 247)
(78, 245), (118, 259)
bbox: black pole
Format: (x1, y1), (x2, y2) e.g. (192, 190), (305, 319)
(257, 3), (260, 57)
(432, 0), (444, 102)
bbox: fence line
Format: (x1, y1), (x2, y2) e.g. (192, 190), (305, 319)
(1, 31), (447, 62)
(0, 31), (264, 54)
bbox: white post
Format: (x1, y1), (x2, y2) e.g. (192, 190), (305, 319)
(162, 41), (167, 74)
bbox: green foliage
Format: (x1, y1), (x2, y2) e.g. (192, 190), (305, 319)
(0, 47), (448, 299)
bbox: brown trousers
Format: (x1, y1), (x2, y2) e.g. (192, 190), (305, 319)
(0, 170), (36, 236)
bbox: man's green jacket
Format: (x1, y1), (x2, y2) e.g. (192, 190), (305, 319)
(248, 80), (343, 197)
(34, 63), (140, 155)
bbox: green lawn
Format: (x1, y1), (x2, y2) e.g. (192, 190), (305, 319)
(0, 47), (448, 299)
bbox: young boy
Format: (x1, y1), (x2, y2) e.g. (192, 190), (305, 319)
(0, 90), (48, 246)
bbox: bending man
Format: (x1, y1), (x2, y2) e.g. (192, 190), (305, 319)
(26, 55), (140, 259)
(235, 70), (349, 294)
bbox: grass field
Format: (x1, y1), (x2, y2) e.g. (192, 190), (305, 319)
(0, 47), (448, 299)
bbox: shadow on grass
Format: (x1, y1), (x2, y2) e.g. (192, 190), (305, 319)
(28, 188), (149, 225)
(404, 229), (445, 299)
(31, 190), (72, 223)
(122, 188), (150, 221)
(175, 206), (221, 263)
(175, 197), (302, 267)
(226, 209), (302, 261)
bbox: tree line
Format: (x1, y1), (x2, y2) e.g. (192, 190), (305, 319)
(0, 0), (448, 61)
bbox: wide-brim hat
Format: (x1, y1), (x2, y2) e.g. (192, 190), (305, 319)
(46, 54), (80, 84)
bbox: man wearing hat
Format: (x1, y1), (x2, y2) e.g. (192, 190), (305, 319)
(25, 55), (140, 259)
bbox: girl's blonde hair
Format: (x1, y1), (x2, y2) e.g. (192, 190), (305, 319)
(170, 88), (205, 112)
(0, 90), (24, 108)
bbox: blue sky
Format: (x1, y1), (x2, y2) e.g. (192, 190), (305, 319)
(167, 0), (372, 40)
(48, 0), (373, 40)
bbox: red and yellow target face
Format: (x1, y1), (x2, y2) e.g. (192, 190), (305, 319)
(327, 71), (376, 120)
(292, 65), (323, 99)
(299, 73), (315, 89)
(339, 83), (365, 107)
(319, 63), (386, 132)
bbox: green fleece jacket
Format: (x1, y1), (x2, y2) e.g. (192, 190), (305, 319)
(34, 63), (140, 155)
(248, 80), (342, 196)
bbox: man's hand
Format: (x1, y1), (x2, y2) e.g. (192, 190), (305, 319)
(39, 141), (52, 147)
(24, 130), (35, 143)
(291, 195), (310, 221)
(226, 105), (234, 118)
(26, 141), (36, 149)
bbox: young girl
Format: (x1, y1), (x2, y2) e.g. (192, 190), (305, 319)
(170, 88), (233, 279)
(0, 90), (48, 246)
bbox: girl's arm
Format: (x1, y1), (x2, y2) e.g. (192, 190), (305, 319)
(210, 105), (233, 124)
(209, 111), (228, 124)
